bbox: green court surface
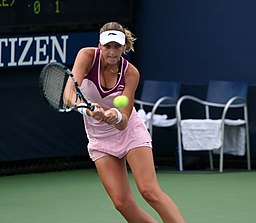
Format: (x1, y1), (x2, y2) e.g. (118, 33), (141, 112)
(0, 168), (255, 223)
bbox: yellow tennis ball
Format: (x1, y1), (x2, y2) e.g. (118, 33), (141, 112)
(113, 95), (129, 108)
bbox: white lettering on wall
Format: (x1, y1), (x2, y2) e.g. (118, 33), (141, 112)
(0, 38), (8, 66)
(8, 38), (17, 66)
(0, 35), (69, 67)
(50, 35), (68, 63)
(34, 36), (49, 65)
(18, 37), (33, 66)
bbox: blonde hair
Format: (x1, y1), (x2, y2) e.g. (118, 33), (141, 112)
(100, 22), (136, 53)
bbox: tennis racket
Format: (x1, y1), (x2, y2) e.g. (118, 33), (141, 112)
(39, 62), (95, 112)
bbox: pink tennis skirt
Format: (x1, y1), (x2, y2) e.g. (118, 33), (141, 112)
(85, 111), (152, 161)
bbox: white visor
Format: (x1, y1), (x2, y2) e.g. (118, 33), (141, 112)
(99, 30), (125, 45)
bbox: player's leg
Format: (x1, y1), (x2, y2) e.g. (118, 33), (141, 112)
(95, 155), (158, 223)
(126, 147), (186, 223)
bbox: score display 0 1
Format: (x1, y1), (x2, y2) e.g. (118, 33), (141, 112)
(0, 0), (62, 26)
(0, 0), (133, 34)
(29, 0), (60, 15)
(0, 0), (60, 14)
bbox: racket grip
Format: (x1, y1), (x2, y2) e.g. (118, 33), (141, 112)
(77, 103), (94, 115)
(88, 104), (95, 111)
(77, 107), (87, 115)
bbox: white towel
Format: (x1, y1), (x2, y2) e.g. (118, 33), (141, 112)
(137, 109), (176, 129)
(215, 124), (246, 156)
(181, 119), (246, 156)
(181, 119), (222, 151)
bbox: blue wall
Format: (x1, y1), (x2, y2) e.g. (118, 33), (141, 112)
(134, 0), (256, 84)
(0, 0), (255, 164)
(0, 33), (98, 161)
(133, 0), (256, 160)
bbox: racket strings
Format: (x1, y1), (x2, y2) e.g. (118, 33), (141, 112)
(40, 64), (76, 111)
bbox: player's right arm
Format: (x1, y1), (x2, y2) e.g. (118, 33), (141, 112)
(72, 47), (105, 118)
(72, 47), (95, 86)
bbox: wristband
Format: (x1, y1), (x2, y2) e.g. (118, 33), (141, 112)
(112, 108), (122, 124)
(77, 103), (87, 115)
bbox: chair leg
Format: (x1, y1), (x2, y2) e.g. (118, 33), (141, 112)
(209, 151), (214, 170)
(177, 127), (183, 171)
(247, 147), (251, 170)
(246, 125), (251, 170)
(219, 146), (224, 173)
(178, 147), (183, 171)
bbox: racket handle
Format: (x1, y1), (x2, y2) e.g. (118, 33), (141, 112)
(88, 104), (95, 111)
(77, 107), (87, 115)
(77, 103), (95, 115)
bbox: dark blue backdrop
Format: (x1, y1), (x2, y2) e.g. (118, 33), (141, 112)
(133, 0), (256, 160)
(134, 0), (256, 84)
(0, 0), (255, 163)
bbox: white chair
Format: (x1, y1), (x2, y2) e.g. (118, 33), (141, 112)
(135, 80), (180, 137)
(176, 80), (251, 172)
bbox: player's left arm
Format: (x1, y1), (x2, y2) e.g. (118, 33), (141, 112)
(113, 63), (140, 131)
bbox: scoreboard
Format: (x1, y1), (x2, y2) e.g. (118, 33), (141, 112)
(0, 0), (134, 34)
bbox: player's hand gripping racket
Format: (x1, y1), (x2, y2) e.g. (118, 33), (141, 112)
(39, 62), (95, 113)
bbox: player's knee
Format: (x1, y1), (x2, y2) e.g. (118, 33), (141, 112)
(140, 186), (159, 204)
(113, 200), (125, 213)
(112, 197), (130, 213)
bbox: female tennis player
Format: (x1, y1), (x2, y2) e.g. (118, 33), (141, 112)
(72, 22), (186, 223)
